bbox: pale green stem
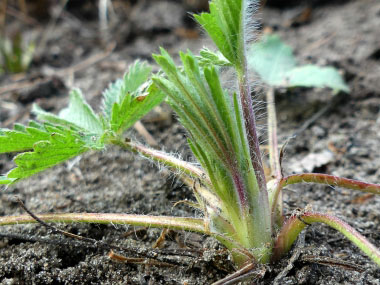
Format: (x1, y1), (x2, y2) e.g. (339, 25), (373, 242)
(273, 212), (380, 267)
(266, 87), (283, 228)
(112, 139), (211, 187)
(0, 212), (252, 266)
(266, 87), (281, 180)
(0, 213), (206, 233)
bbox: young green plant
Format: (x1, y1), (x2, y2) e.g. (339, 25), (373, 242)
(0, 32), (35, 74)
(1, 0), (380, 282)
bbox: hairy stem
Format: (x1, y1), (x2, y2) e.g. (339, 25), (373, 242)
(237, 70), (267, 193)
(235, 67), (272, 263)
(273, 212), (380, 267)
(270, 173), (380, 212)
(0, 213), (206, 233)
(237, 0), (267, 193)
(281, 173), (380, 194)
(235, 3), (272, 258)
(113, 139), (210, 186)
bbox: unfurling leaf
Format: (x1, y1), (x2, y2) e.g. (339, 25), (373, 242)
(196, 48), (232, 67)
(102, 60), (152, 119)
(101, 60), (165, 134)
(194, 0), (244, 68)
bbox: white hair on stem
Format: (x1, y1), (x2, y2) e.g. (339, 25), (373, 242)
(242, 0), (261, 53)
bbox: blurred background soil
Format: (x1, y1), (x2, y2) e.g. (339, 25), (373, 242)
(0, 0), (379, 284)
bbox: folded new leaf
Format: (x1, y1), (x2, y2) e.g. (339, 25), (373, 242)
(194, 0), (243, 68)
(101, 60), (165, 134)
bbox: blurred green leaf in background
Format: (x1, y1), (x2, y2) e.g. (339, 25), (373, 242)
(248, 34), (349, 93)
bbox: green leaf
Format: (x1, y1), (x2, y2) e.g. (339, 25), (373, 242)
(0, 176), (15, 185)
(154, 47), (273, 258)
(196, 48), (232, 67)
(32, 104), (83, 130)
(0, 121), (50, 153)
(114, 82), (166, 133)
(284, 65), (350, 92)
(102, 61), (165, 134)
(102, 60), (152, 119)
(248, 34), (349, 92)
(32, 89), (104, 134)
(5, 125), (104, 182)
(194, 0), (244, 68)
(153, 49), (258, 215)
(101, 79), (123, 120)
(59, 89), (103, 134)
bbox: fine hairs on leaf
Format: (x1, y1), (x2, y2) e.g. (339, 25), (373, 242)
(1, 0), (380, 283)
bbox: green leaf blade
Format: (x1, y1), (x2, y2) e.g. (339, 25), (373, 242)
(59, 89), (103, 134)
(102, 60), (165, 134)
(194, 5), (236, 65)
(196, 48), (232, 67)
(248, 34), (349, 92)
(32, 104), (83, 130)
(101, 79), (123, 120)
(248, 34), (296, 86)
(109, 81), (166, 133)
(122, 60), (152, 94)
(102, 60), (152, 120)
(5, 127), (104, 181)
(1, 120), (104, 183)
(0, 176), (15, 185)
(285, 65), (350, 92)
(0, 123), (50, 153)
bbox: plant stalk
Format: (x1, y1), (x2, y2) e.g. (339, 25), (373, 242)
(266, 87), (281, 180)
(235, 3), (272, 260)
(237, 70), (267, 193)
(281, 173), (380, 194)
(113, 139), (211, 186)
(270, 173), (380, 212)
(273, 211), (380, 267)
(0, 213), (206, 233)
(234, 68), (273, 263)
(266, 87), (283, 227)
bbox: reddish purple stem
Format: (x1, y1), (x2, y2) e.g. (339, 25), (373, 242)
(280, 173), (380, 194)
(272, 211), (380, 266)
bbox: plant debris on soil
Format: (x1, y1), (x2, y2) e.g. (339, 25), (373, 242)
(0, 0), (379, 284)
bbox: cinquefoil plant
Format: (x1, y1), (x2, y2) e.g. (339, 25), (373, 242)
(1, 0), (380, 283)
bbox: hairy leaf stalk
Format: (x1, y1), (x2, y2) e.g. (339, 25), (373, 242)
(270, 173), (380, 214)
(0, 213), (206, 233)
(112, 139), (210, 186)
(273, 212), (380, 267)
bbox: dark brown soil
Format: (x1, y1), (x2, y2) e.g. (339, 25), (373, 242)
(0, 0), (379, 284)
